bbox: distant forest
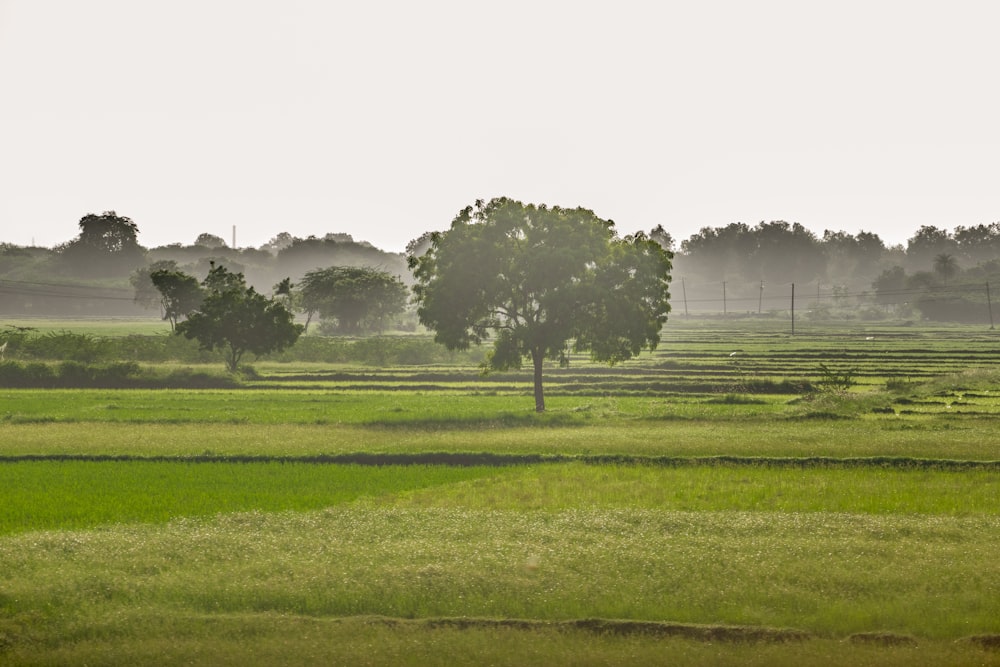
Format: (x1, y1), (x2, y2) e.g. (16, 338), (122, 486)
(2, 213), (1000, 324)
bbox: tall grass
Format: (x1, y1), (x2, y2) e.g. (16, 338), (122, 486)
(5, 617), (993, 667)
(4, 416), (1000, 460)
(384, 464), (1000, 515)
(1, 507), (996, 642)
(6, 387), (1000, 426)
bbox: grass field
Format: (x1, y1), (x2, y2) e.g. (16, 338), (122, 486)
(1, 320), (999, 665)
(2, 317), (172, 337)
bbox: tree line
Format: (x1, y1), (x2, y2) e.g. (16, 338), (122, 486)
(5, 205), (1000, 410)
(667, 221), (1000, 323)
(4, 210), (1000, 325)
(0, 212), (409, 318)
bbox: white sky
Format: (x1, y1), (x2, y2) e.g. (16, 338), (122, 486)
(1, 1), (998, 252)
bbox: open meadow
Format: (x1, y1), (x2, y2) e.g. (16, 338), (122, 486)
(1, 318), (999, 665)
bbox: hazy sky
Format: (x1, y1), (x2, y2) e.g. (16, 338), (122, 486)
(2, 1), (998, 252)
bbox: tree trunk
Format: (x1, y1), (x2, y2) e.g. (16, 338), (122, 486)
(532, 348), (545, 412)
(227, 346), (242, 373)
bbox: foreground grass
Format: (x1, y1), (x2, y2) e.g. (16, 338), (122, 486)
(3, 463), (997, 665)
(1, 508), (997, 644)
(2, 322), (998, 664)
(5, 615), (998, 667)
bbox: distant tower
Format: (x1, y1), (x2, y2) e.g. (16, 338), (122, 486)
(232, 225), (236, 249)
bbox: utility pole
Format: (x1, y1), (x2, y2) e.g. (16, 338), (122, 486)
(988, 282), (995, 330)
(791, 283), (795, 336)
(723, 281), (727, 318)
(681, 278), (689, 317)
(758, 280), (764, 314)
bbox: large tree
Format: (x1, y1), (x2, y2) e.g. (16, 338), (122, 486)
(954, 222), (1000, 265)
(60, 211), (145, 277)
(906, 225), (957, 269)
(194, 233), (228, 248)
(297, 266), (408, 334)
(409, 197), (672, 412)
(176, 264), (303, 371)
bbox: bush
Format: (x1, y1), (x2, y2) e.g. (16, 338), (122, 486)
(816, 363), (856, 392)
(57, 360), (93, 385)
(8, 330), (485, 370)
(94, 361), (143, 384)
(56, 361), (146, 387)
(0, 360), (240, 389)
(916, 295), (991, 323)
(25, 332), (115, 363)
(268, 335), (486, 366)
(158, 367), (241, 389)
(0, 361), (55, 387)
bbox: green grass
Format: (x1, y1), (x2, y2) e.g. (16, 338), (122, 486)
(2, 317), (170, 337)
(386, 464), (1000, 514)
(1, 507), (997, 643)
(0, 389), (617, 424)
(7, 616), (998, 667)
(0, 462), (502, 535)
(3, 320), (1000, 664)
(4, 404), (1000, 460)
(2, 462), (995, 536)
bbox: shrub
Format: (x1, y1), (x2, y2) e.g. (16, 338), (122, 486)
(27, 332), (114, 363)
(816, 363), (856, 392)
(57, 360), (93, 385)
(0, 361), (55, 387)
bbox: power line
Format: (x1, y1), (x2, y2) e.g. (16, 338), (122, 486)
(0, 279), (138, 303)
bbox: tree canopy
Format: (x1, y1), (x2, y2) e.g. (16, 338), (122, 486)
(409, 197), (672, 412)
(297, 266), (407, 334)
(149, 267), (204, 330)
(194, 233), (228, 248)
(176, 264), (303, 371)
(59, 211), (145, 277)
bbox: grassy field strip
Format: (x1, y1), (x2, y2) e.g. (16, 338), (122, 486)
(6, 388), (1000, 426)
(381, 463), (1000, 514)
(5, 616), (998, 667)
(3, 417), (1000, 459)
(3, 322), (1000, 664)
(1, 462), (997, 535)
(0, 390), (601, 424)
(1, 506), (997, 642)
(0, 462), (502, 535)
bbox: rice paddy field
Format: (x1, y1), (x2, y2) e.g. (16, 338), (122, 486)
(1, 318), (999, 665)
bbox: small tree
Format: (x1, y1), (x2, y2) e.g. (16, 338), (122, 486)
(933, 253), (958, 282)
(176, 264), (303, 371)
(297, 266), (408, 334)
(409, 197), (672, 412)
(131, 260), (179, 311)
(273, 277), (294, 306)
(150, 268), (205, 330)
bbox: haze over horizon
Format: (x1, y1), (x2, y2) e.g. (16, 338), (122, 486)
(2, 1), (998, 253)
